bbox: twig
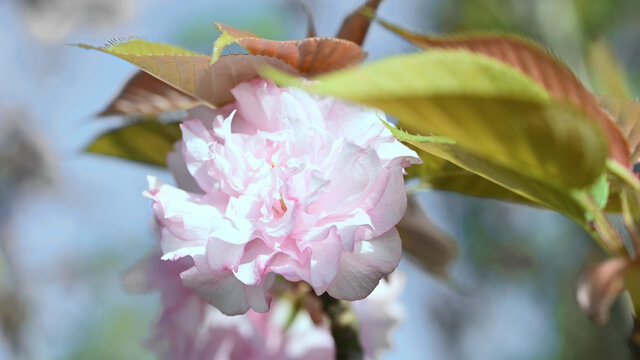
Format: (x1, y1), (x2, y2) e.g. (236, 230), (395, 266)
(320, 293), (363, 360)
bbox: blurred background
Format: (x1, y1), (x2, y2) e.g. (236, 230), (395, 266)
(1, 0), (640, 359)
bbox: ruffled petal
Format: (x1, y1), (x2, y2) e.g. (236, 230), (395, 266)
(180, 267), (253, 315)
(327, 228), (402, 300)
(307, 228), (343, 294)
(166, 140), (203, 194)
(366, 169), (407, 237)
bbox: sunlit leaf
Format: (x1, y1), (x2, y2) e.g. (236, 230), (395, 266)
(389, 126), (590, 225)
(86, 121), (181, 167)
(76, 39), (298, 108)
(76, 38), (200, 56)
(99, 71), (200, 116)
(265, 50), (618, 247)
(212, 23), (365, 75)
(374, 19), (630, 166)
(336, 0), (383, 46)
(267, 51), (608, 190)
(590, 172), (610, 210)
(404, 129), (621, 256)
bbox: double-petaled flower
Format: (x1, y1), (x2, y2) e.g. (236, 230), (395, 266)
(146, 78), (419, 315)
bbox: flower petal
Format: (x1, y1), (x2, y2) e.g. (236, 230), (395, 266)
(327, 228), (402, 300)
(180, 267), (251, 315)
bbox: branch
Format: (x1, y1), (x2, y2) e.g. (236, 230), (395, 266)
(320, 293), (363, 360)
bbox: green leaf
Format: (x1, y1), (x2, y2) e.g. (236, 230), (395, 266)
(403, 134), (536, 204)
(589, 172), (610, 210)
(86, 121), (181, 167)
(76, 39), (298, 108)
(371, 17), (630, 166)
(76, 38), (200, 56)
(389, 126), (589, 224)
(75, 39), (213, 102)
(265, 50), (615, 237)
(408, 151), (536, 205)
(267, 50), (608, 190)
(396, 126), (625, 254)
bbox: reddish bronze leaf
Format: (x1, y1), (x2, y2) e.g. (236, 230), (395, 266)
(194, 54), (299, 107)
(336, 0), (384, 46)
(297, 0), (317, 38)
(100, 71), (200, 116)
(377, 19), (630, 167)
(214, 23), (365, 76)
(577, 257), (634, 325)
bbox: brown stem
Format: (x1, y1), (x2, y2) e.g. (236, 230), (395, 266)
(320, 293), (363, 360)
(629, 317), (640, 359)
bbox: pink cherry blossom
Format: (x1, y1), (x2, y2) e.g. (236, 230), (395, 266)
(145, 78), (420, 315)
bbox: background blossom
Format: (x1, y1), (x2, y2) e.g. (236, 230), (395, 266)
(125, 250), (405, 360)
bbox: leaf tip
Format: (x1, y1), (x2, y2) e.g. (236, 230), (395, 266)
(211, 23), (239, 65)
(358, 5), (376, 20)
(69, 42), (97, 50)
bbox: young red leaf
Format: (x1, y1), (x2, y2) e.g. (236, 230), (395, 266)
(296, 0), (317, 38)
(336, 0), (383, 46)
(576, 257), (638, 325)
(213, 23), (365, 75)
(195, 54), (298, 107)
(99, 71), (200, 117)
(376, 19), (630, 167)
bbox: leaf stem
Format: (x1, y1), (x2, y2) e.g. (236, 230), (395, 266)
(607, 159), (640, 192)
(572, 191), (625, 256)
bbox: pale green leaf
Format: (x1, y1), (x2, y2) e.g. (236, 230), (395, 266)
(388, 125), (588, 224)
(589, 172), (610, 210)
(76, 39), (298, 108)
(371, 17), (630, 165)
(267, 50), (608, 190)
(407, 152), (535, 205)
(86, 121), (181, 167)
(75, 38), (199, 56)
